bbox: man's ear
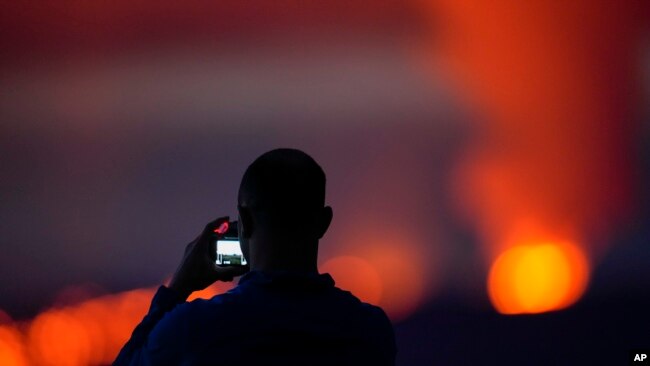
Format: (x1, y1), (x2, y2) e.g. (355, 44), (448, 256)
(317, 206), (333, 239)
(238, 206), (254, 239)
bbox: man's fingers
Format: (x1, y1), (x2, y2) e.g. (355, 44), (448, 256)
(203, 216), (230, 236)
(184, 238), (197, 255)
(231, 265), (250, 277)
(191, 217), (229, 258)
(213, 264), (250, 280)
(196, 216), (229, 250)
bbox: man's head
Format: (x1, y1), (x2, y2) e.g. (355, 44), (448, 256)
(237, 148), (333, 271)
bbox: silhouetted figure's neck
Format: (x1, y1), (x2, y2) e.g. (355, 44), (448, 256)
(253, 262), (318, 273)
(249, 237), (319, 273)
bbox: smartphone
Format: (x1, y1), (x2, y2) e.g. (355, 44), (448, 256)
(214, 220), (247, 266)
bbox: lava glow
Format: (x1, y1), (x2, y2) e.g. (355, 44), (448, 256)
(320, 256), (383, 305)
(488, 242), (589, 314)
(0, 283), (233, 366)
(0, 324), (28, 366)
(342, 234), (428, 322)
(427, 0), (639, 314)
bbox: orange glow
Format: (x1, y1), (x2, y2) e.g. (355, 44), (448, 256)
(187, 282), (235, 302)
(105, 289), (156, 358)
(0, 325), (28, 366)
(320, 256), (383, 305)
(424, 0), (639, 314)
(73, 300), (117, 364)
(330, 226), (434, 322)
(488, 242), (589, 314)
(28, 309), (93, 366)
(0, 282), (236, 366)
(363, 244), (425, 322)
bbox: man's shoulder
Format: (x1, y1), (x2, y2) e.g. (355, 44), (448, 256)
(163, 287), (244, 326)
(312, 286), (392, 334)
(185, 287), (244, 312)
(157, 288), (246, 339)
(328, 285), (388, 314)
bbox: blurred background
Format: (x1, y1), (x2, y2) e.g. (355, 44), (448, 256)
(1, 1), (649, 365)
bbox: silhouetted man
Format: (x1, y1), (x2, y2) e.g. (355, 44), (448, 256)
(114, 148), (396, 366)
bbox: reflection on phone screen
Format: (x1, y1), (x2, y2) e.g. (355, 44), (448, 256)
(216, 240), (247, 266)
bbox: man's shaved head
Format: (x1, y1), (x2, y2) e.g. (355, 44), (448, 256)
(238, 149), (326, 222)
(237, 148), (332, 271)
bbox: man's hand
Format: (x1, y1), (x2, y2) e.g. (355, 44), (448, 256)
(168, 217), (249, 300)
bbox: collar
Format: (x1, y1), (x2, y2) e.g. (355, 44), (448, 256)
(238, 270), (335, 290)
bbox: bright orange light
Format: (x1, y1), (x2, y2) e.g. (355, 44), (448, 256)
(424, 0), (638, 315)
(0, 280), (237, 366)
(25, 288), (156, 366)
(104, 289), (155, 360)
(0, 325), (28, 366)
(187, 282), (234, 302)
(73, 300), (114, 365)
(320, 256), (383, 305)
(28, 309), (93, 366)
(488, 242), (589, 314)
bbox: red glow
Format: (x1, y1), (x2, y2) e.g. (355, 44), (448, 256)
(0, 282), (237, 365)
(320, 256), (383, 305)
(214, 221), (229, 235)
(332, 228), (430, 322)
(425, 0), (640, 313)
